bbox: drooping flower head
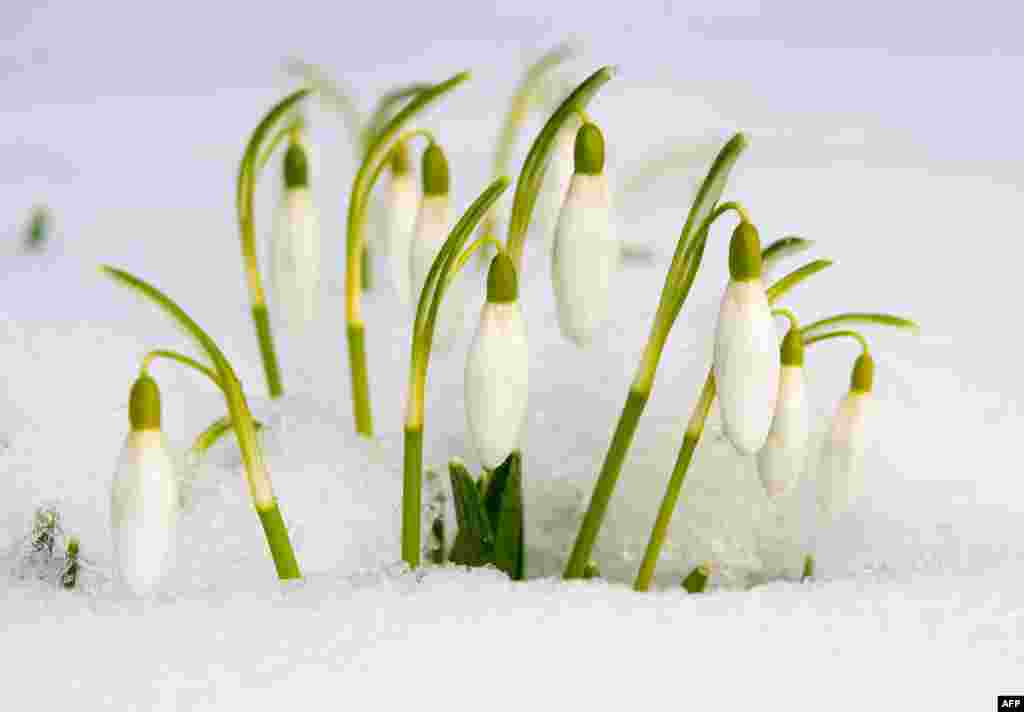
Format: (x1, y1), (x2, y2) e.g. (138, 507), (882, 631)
(410, 143), (464, 354)
(551, 121), (618, 347)
(818, 352), (874, 520)
(713, 221), (780, 454)
(465, 252), (529, 468)
(111, 374), (179, 596)
(384, 141), (419, 306)
(271, 133), (321, 334)
(757, 324), (810, 497)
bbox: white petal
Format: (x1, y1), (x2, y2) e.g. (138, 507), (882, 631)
(817, 391), (872, 520)
(385, 172), (419, 306)
(409, 195), (450, 306)
(271, 188), (321, 333)
(757, 365), (809, 498)
(409, 195), (465, 354)
(713, 279), (780, 454)
(551, 173), (618, 346)
(111, 430), (179, 596)
(465, 302), (529, 468)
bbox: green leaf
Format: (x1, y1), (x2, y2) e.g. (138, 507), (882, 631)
(191, 415), (264, 458)
(283, 58), (363, 151)
(492, 43), (576, 181)
(101, 266), (235, 385)
(417, 178), (511, 345)
(666, 133), (747, 277)
(448, 461), (494, 567)
(682, 564), (709, 594)
(766, 259), (833, 303)
(492, 452), (525, 581)
(506, 66), (614, 264)
(361, 83), (431, 154)
(237, 89), (311, 224)
(762, 236), (813, 273)
(801, 312), (919, 336)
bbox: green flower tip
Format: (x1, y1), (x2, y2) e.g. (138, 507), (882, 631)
(284, 141), (309, 189)
(574, 122), (605, 176)
(728, 221), (763, 281)
(851, 352), (874, 393)
(129, 374), (162, 431)
(780, 327), (804, 367)
(390, 140), (411, 176)
(422, 143), (449, 196)
(66, 537), (80, 558)
(486, 251), (518, 303)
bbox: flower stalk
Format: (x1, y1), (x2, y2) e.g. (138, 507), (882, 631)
(402, 178), (510, 568)
(345, 72), (470, 437)
(236, 89), (311, 399)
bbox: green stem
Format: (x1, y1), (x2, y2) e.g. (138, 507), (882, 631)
(257, 502), (301, 579)
(634, 373), (715, 591)
(142, 349), (225, 393)
(345, 72), (469, 437)
(347, 323), (373, 436)
(252, 304), (283, 399)
(361, 243), (373, 292)
(402, 426), (424, 567)
(564, 389), (648, 578)
(236, 89), (309, 400)
(803, 329), (870, 353)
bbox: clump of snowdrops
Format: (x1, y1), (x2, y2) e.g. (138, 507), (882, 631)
(95, 45), (914, 595)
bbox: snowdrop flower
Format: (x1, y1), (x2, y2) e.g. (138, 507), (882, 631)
(551, 122), (617, 346)
(465, 252), (529, 468)
(410, 143), (462, 354)
(384, 142), (419, 305)
(713, 221), (780, 454)
(818, 353), (874, 519)
(757, 326), (810, 497)
(111, 374), (178, 596)
(271, 136), (320, 333)
(536, 114), (580, 250)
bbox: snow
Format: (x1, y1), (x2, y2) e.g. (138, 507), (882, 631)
(3, 12), (1024, 709)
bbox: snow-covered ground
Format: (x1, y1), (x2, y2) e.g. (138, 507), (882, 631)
(3, 5), (1023, 708)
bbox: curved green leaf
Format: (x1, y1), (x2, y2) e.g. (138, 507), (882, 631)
(762, 236), (813, 273)
(236, 89), (311, 224)
(362, 83), (432, 153)
(801, 312), (919, 336)
(101, 266), (236, 385)
(766, 259), (833, 303)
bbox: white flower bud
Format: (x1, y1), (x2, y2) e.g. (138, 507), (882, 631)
(712, 278), (780, 454)
(817, 390), (872, 520)
(111, 429), (179, 596)
(271, 187), (321, 332)
(385, 170), (419, 306)
(757, 365), (809, 497)
(551, 173), (617, 346)
(465, 301), (529, 468)
(409, 194), (464, 354)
